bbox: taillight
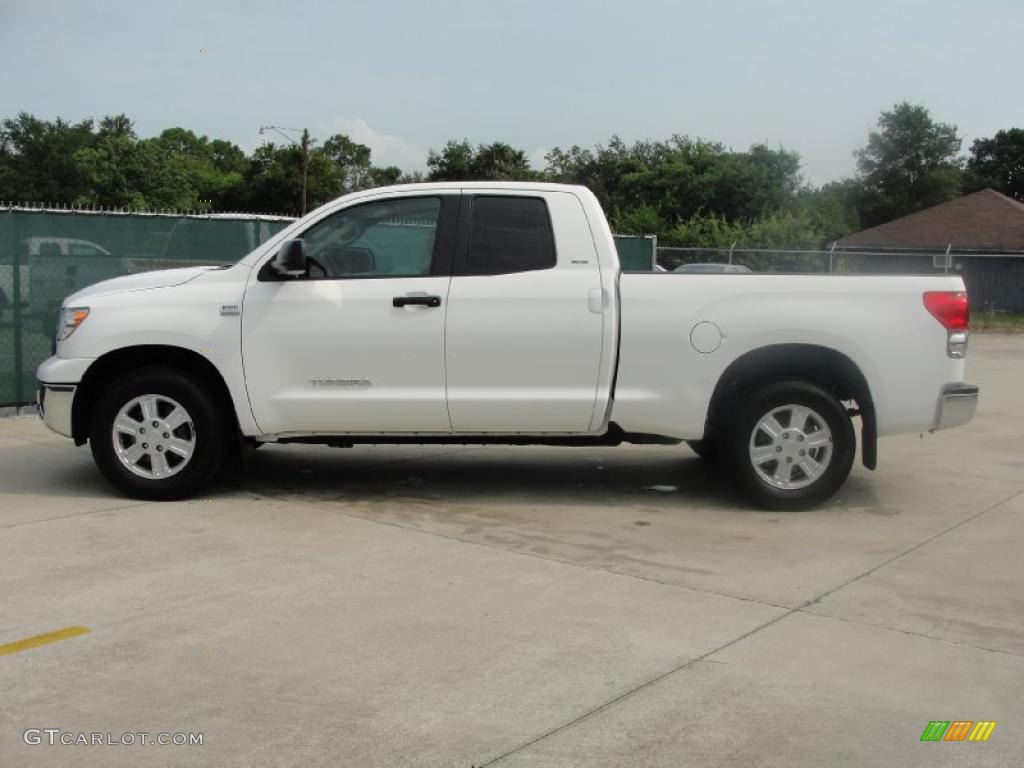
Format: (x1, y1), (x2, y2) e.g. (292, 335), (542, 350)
(923, 291), (969, 358)
(923, 291), (969, 330)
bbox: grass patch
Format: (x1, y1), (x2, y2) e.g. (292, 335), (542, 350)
(973, 311), (1024, 333)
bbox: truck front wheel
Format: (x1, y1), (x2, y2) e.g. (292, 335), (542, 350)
(728, 380), (855, 510)
(89, 367), (226, 500)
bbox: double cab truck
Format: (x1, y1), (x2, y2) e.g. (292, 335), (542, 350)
(36, 183), (979, 509)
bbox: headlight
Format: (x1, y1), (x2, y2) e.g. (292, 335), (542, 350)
(56, 306), (90, 341)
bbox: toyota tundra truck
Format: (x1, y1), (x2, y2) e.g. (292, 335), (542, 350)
(36, 182), (979, 509)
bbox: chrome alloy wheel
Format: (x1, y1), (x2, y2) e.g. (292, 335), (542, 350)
(748, 404), (833, 490)
(111, 394), (196, 479)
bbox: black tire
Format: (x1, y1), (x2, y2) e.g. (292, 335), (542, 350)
(686, 438), (719, 462)
(727, 380), (855, 511)
(89, 366), (227, 500)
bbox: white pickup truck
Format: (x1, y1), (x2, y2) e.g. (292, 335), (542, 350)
(36, 182), (978, 509)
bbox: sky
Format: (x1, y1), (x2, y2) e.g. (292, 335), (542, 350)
(1, 0), (1022, 185)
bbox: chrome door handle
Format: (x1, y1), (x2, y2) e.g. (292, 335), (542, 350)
(393, 295), (441, 308)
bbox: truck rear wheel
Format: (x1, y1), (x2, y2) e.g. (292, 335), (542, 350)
(728, 380), (854, 510)
(89, 367), (226, 500)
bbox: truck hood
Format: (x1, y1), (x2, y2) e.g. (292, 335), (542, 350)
(64, 266), (222, 304)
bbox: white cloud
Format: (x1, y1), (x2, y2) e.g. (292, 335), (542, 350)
(324, 117), (427, 172)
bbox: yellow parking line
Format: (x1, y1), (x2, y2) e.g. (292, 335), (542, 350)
(0, 626), (90, 656)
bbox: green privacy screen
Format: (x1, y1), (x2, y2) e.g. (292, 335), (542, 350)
(613, 234), (657, 271)
(0, 207), (293, 406)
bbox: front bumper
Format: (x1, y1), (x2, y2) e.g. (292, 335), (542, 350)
(37, 384), (75, 438)
(931, 383), (979, 431)
(35, 355), (93, 439)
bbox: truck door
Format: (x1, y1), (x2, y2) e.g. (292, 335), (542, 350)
(445, 191), (606, 433)
(242, 194), (458, 435)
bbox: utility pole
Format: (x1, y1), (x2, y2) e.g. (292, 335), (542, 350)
(259, 125), (313, 215)
(299, 129), (310, 216)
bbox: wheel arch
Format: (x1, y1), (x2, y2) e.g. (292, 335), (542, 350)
(705, 343), (877, 470)
(71, 345), (240, 448)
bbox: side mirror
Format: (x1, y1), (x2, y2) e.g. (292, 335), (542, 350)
(272, 239), (307, 276)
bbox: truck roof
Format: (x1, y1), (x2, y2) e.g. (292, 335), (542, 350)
(346, 181), (591, 197)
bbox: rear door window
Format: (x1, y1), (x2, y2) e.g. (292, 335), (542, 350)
(467, 196), (556, 275)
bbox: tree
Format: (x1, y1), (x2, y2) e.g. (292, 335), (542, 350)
(322, 133), (373, 193)
(427, 140), (533, 181)
(242, 142), (341, 215)
(72, 115), (150, 208)
(797, 181), (861, 243)
(0, 114), (258, 211)
(139, 128), (248, 210)
(965, 128), (1024, 201)
(658, 209), (843, 271)
(426, 139), (475, 180)
(0, 112), (95, 203)
(469, 142), (532, 180)
(367, 165), (403, 187)
(545, 135), (806, 233)
(853, 102), (963, 227)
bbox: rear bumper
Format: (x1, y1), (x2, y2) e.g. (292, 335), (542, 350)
(931, 383), (979, 431)
(37, 384), (75, 438)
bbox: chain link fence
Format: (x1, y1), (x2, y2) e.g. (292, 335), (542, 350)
(0, 206), (294, 406)
(657, 246), (1024, 314)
